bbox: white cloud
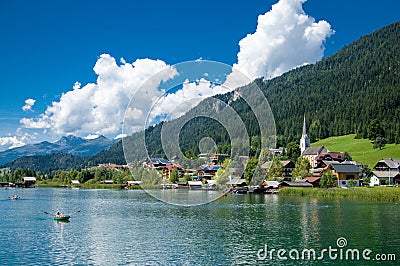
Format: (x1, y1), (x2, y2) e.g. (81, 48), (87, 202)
(20, 117), (51, 129)
(0, 136), (25, 150)
(0, 135), (27, 151)
(84, 134), (99, 140)
(149, 78), (230, 122)
(22, 98), (36, 111)
(226, 0), (334, 87)
(20, 54), (178, 137)
(73, 82), (81, 90)
(0, 128), (40, 151)
(20, 55), (231, 138)
(114, 133), (127, 140)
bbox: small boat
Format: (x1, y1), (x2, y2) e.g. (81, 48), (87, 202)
(9, 195), (20, 200)
(54, 215), (70, 222)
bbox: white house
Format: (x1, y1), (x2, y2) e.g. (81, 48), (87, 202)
(70, 180), (80, 185)
(371, 158), (400, 186)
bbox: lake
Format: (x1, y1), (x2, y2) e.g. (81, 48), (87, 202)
(1, 187), (399, 265)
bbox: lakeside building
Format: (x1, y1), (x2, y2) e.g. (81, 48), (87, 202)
(198, 164), (222, 180)
(23, 176), (36, 187)
(162, 164), (184, 180)
(143, 158), (172, 170)
(280, 180), (313, 188)
(324, 163), (361, 187)
(260, 160), (295, 180)
(281, 160), (295, 179)
(70, 180), (80, 185)
(303, 177), (321, 187)
(370, 158), (400, 186)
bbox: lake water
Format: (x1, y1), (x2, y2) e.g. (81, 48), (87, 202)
(1, 188), (399, 265)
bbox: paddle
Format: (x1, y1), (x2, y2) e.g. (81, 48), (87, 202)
(70, 210), (81, 216)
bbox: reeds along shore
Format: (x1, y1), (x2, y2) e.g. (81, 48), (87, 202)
(278, 187), (400, 202)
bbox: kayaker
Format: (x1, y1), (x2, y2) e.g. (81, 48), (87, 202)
(55, 211), (61, 218)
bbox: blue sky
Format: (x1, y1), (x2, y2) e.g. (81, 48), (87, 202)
(0, 0), (399, 150)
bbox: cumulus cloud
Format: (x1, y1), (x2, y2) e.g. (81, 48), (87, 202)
(121, 76), (232, 136)
(0, 136), (25, 150)
(20, 117), (51, 129)
(150, 78), (230, 122)
(0, 128), (39, 151)
(225, 0), (334, 87)
(22, 98), (36, 111)
(20, 54), (233, 138)
(0, 134), (28, 151)
(20, 54), (178, 136)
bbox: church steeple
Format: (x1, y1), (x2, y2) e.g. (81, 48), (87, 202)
(300, 115), (310, 154)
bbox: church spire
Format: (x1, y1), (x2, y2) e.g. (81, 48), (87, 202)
(302, 115), (307, 136)
(300, 115), (310, 154)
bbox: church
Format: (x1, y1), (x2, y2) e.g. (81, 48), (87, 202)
(299, 116), (362, 187)
(300, 116), (327, 168)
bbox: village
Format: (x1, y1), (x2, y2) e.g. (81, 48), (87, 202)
(2, 117), (398, 193)
(107, 116), (400, 193)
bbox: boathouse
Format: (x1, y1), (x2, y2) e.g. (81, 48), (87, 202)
(280, 181), (313, 188)
(23, 177), (36, 187)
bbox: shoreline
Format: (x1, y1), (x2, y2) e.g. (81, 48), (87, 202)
(32, 183), (400, 202)
(278, 187), (400, 202)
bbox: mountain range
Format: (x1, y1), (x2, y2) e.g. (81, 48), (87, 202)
(2, 21), (400, 173)
(0, 135), (117, 166)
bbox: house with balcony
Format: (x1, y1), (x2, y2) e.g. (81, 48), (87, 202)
(197, 164), (222, 180)
(162, 164), (184, 180)
(370, 158), (400, 186)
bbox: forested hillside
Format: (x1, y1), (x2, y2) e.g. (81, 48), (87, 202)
(129, 21), (400, 158)
(3, 153), (87, 173)
(263, 21), (400, 145)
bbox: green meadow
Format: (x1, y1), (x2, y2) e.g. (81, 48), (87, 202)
(312, 134), (400, 168)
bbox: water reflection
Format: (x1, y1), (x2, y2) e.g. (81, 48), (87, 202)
(0, 188), (399, 265)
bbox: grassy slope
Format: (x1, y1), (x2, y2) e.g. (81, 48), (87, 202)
(311, 134), (400, 168)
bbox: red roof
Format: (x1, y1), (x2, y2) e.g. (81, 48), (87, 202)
(163, 164), (182, 170)
(316, 152), (343, 161)
(303, 177), (320, 183)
